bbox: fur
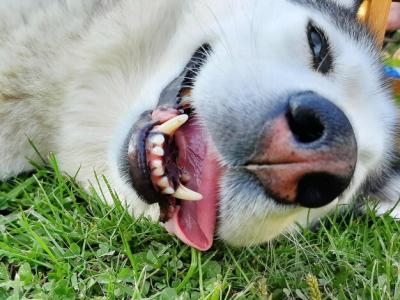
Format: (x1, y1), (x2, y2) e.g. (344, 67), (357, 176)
(0, 0), (399, 247)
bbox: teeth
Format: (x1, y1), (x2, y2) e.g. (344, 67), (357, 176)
(152, 166), (164, 177)
(148, 134), (165, 146)
(156, 114), (189, 136)
(162, 187), (175, 195)
(157, 176), (170, 189)
(150, 160), (162, 169)
(172, 183), (203, 201)
(151, 146), (164, 156)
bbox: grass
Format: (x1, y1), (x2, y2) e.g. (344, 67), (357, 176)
(0, 157), (400, 300)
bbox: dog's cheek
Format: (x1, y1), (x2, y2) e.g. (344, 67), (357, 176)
(373, 172), (400, 216)
(363, 155), (400, 219)
(216, 171), (300, 246)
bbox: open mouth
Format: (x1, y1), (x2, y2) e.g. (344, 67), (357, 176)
(125, 45), (222, 251)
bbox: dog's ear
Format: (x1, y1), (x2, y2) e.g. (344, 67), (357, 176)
(333, 0), (363, 14)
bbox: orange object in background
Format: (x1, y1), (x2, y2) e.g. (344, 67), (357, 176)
(360, 0), (400, 96)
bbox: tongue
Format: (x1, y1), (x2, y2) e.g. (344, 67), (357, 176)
(165, 120), (220, 251)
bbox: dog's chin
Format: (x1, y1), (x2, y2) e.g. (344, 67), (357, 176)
(214, 170), (296, 246)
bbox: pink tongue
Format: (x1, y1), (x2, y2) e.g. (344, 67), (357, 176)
(164, 120), (220, 251)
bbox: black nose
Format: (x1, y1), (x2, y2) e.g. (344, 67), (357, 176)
(287, 92), (358, 208)
(248, 91), (357, 208)
(287, 92), (352, 145)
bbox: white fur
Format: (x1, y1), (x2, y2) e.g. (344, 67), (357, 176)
(333, 0), (360, 9)
(0, 0), (398, 246)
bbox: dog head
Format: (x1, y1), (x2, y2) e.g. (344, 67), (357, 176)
(117, 0), (399, 250)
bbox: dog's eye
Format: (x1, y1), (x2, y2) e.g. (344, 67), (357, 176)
(307, 22), (332, 74)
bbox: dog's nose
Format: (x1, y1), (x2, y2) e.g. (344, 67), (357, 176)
(247, 91), (357, 208)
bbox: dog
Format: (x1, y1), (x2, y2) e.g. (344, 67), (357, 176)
(0, 0), (399, 251)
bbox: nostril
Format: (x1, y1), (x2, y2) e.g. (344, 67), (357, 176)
(296, 173), (350, 208)
(286, 107), (325, 144)
(249, 92), (357, 207)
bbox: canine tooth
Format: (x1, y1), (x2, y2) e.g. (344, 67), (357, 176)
(162, 187), (175, 195)
(151, 146), (164, 156)
(149, 134), (165, 145)
(157, 114), (189, 135)
(172, 183), (203, 201)
(157, 176), (170, 189)
(150, 160), (162, 169)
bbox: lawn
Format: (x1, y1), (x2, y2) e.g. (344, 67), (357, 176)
(0, 158), (400, 300)
(1, 33), (400, 300)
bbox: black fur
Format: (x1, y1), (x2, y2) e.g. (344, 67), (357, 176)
(361, 154), (400, 199)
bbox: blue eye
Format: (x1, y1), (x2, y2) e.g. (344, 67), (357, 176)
(310, 31), (322, 57)
(307, 22), (332, 74)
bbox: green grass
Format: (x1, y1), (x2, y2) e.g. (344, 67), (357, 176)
(0, 158), (400, 299)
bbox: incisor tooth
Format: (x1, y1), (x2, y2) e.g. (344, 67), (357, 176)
(150, 160), (162, 169)
(151, 146), (164, 156)
(162, 187), (175, 195)
(172, 183), (203, 201)
(157, 114), (189, 136)
(149, 134), (165, 145)
(152, 167), (164, 177)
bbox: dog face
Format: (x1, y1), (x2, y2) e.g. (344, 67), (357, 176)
(119, 0), (399, 250)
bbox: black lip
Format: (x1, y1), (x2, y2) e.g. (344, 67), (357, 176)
(120, 84), (188, 220)
(121, 108), (180, 222)
(121, 111), (164, 204)
(119, 65), (188, 206)
(119, 44), (212, 218)
(158, 74), (186, 107)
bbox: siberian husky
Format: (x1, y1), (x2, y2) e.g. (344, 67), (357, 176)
(0, 0), (399, 251)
